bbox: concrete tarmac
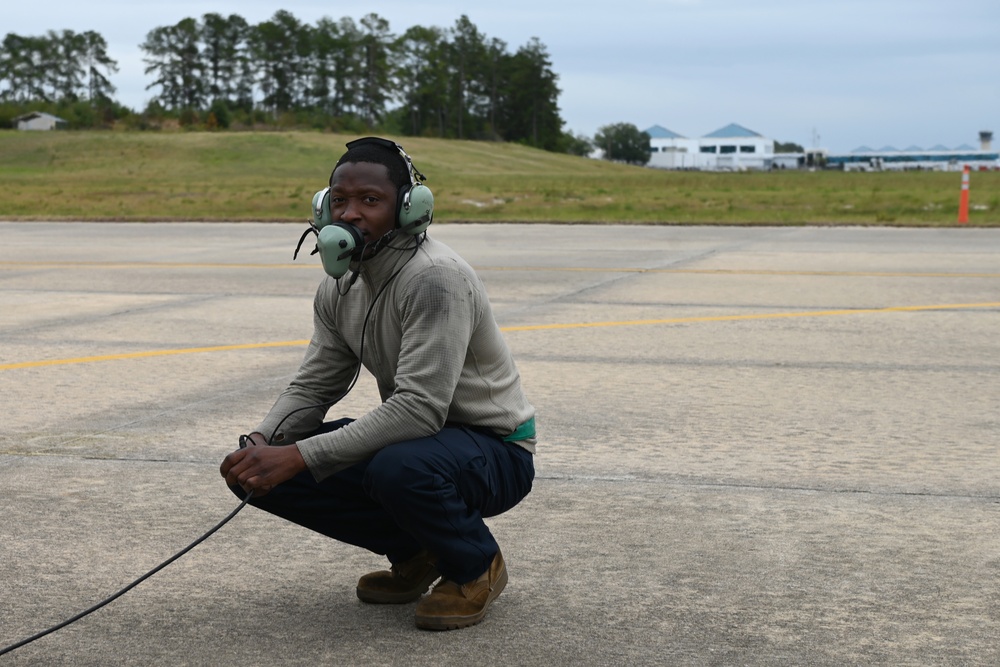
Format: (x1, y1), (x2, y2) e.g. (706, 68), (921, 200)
(1, 222), (998, 666)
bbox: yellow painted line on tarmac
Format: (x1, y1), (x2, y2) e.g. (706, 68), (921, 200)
(500, 302), (1000, 332)
(0, 260), (308, 270)
(2, 302), (998, 372)
(1, 260), (998, 279)
(477, 266), (1000, 279)
(0, 340), (310, 371)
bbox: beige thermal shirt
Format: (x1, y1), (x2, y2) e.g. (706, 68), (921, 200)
(254, 234), (536, 481)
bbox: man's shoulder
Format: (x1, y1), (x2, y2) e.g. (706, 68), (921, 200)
(416, 236), (475, 274)
(397, 237), (481, 298)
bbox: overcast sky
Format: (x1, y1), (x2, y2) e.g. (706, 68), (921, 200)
(5, 0), (998, 152)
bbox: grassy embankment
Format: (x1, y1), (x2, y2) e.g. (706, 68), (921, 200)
(0, 130), (996, 225)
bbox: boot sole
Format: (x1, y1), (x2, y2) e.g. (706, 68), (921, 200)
(414, 567), (508, 630)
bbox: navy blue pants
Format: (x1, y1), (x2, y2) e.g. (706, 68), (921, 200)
(230, 419), (534, 584)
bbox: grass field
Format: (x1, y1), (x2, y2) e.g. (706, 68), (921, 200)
(1, 130), (996, 225)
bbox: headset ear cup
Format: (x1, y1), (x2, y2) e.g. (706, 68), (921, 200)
(397, 183), (434, 235)
(311, 188), (332, 228)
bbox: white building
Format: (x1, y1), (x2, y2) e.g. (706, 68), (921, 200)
(15, 112), (68, 131)
(646, 123), (776, 171)
(826, 142), (998, 172)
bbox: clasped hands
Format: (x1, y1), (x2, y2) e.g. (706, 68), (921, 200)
(220, 432), (307, 497)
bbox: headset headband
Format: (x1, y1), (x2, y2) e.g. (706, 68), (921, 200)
(345, 136), (426, 188)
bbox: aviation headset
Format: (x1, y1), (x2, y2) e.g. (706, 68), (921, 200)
(304, 137), (434, 279)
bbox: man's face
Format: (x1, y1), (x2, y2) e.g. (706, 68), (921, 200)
(328, 161), (397, 252)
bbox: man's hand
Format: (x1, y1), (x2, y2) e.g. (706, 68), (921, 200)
(220, 434), (307, 497)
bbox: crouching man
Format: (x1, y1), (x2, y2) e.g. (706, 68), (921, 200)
(221, 137), (536, 630)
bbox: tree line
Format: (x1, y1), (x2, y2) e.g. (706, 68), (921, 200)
(0, 12), (583, 153)
(0, 30), (118, 104)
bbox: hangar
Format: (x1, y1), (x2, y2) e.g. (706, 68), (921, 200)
(825, 135), (998, 171)
(645, 123), (775, 171)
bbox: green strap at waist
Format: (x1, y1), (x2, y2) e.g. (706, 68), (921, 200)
(503, 416), (536, 442)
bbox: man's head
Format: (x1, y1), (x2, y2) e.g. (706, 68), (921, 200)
(325, 137), (433, 242)
(326, 163), (398, 250)
(331, 138), (412, 194)
(326, 139), (413, 245)
(303, 138), (433, 277)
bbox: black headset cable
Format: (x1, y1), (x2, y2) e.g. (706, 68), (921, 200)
(0, 491), (253, 657)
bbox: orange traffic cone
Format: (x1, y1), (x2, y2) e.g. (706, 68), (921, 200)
(957, 166), (970, 224)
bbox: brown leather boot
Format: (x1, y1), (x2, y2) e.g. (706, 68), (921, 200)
(414, 550), (508, 630)
(356, 550), (440, 604)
